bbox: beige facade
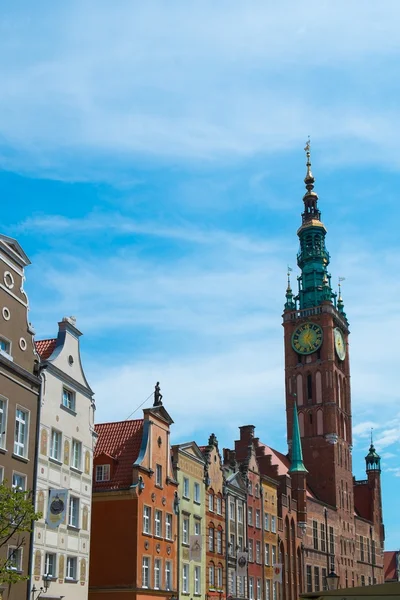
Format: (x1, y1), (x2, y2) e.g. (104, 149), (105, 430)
(33, 317), (96, 600)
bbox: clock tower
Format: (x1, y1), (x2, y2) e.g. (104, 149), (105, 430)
(283, 143), (353, 513)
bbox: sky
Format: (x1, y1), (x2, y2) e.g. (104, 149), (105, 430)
(1, 1), (399, 550)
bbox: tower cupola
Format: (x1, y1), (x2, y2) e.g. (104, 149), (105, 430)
(366, 432), (381, 473)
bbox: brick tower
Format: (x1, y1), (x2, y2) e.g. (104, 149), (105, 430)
(282, 141), (353, 524)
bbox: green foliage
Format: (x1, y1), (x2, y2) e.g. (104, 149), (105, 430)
(0, 482), (41, 585)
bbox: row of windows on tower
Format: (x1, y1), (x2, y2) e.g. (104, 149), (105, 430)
(291, 371), (349, 413)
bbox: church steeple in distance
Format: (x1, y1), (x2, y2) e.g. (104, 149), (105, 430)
(289, 401), (308, 474)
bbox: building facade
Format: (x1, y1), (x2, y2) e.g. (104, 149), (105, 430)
(0, 234), (41, 600)
(89, 387), (178, 600)
(260, 475), (278, 600)
(33, 316), (96, 599)
(171, 442), (206, 600)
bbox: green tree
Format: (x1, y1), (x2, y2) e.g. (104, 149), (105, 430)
(0, 482), (41, 585)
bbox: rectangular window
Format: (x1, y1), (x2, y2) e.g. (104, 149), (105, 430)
(361, 575), (365, 586)
(229, 533), (235, 556)
(208, 493), (214, 512)
(256, 541), (261, 563)
(217, 529), (222, 554)
(194, 566), (201, 595)
(143, 506), (151, 534)
(156, 464), (162, 486)
(50, 429), (62, 461)
(248, 480), (253, 495)
(12, 472), (26, 491)
(183, 517), (189, 545)
(256, 509), (261, 528)
(0, 337), (10, 355)
(194, 482), (200, 503)
(257, 578), (262, 600)
(320, 522), (326, 552)
(68, 496), (79, 528)
(360, 536), (365, 562)
(209, 527), (214, 552)
(322, 568), (327, 591)
(249, 539), (254, 562)
(367, 538), (370, 562)
(154, 558), (161, 589)
(165, 561), (172, 590)
(209, 565), (215, 586)
(183, 477), (189, 498)
(45, 552), (56, 578)
(248, 507), (253, 525)
(182, 563), (189, 593)
(238, 575), (244, 596)
(372, 540), (376, 564)
(165, 513), (172, 539)
(66, 556), (77, 580)
(306, 565), (312, 592)
(271, 515), (276, 533)
(271, 545), (276, 565)
(265, 543), (270, 566)
(238, 535), (243, 551)
(194, 520), (201, 535)
(142, 557), (150, 588)
(229, 501), (235, 520)
(238, 504), (243, 523)
(62, 388), (76, 412)
(249, 577), (254, 600)
(265, 579), (270, 600)
(8, 547), (22, 572)
(71, 439), (82, 470)
(273, 582), (277, 600)
(264, 513), (270, 531)
(216, 496), (222, 515)
(0, 467), (4, 484)
(95, 464), (110, 482)
(313, 520), (318, 550)
(217, 567), (222, 588)
(14, 408), (28, 457)
(0, 398), (7, 449)
(314, 566), (320, 591)
(155, 509), (162, 537)
(329, 526), (334, 556)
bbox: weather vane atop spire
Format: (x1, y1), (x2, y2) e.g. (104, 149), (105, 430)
(304, 136), (312, 175)
(287, 265), (293, 290)
(370, 427), (374, 446)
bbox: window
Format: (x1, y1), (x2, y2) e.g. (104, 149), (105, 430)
(95, 464), (110, 482)
(264, 513), (270, 531)
(265, 579), (271, 600)
(183, 476), (189, 498)
(143, 506), (151, 534)
(8, 547), (22, 571)
(66, 556), (77, 580)
(238, 504), (243, 523)
(312, 520), (318, 550)
(183, 517), (189, 544)
(265, 543), (270, 566)
(0, 398), (7, 448)
(249, 577), (254, 600)
(155, 509), (162, 537)
(0, 467), (4, 484)
(361, 575), (365, 586)
(194, 566), (201, 595)
(249, 539), (253, 562)
(271, 516), (276, 533)
(256, 541), (261, 563)
(0, 337), (10, 355)
(255, 484), (260, 498)
(360, 536), (365, 562)
(320, 522), (326, 552)
(248, 480), (253, 495)
(50, 429), (62, 461)
(209, 564), (215, 586)
(194, 482), (200, 503)
(165, 513), (172, 539)
(14, 408), (28, 457)
(71, 439), (82, 470)
(156, 464), (162, 486)
(229, 501), (235, 520)
(194, 520), (201, 535)
(62, 388), (76, 412)
(273, 582), (277, 600)
(314, 566), (320, 591)
(154, 558), (161, 589)
(248, 507), (253, 525)
(329, 526), (334, 556)
(217, 529), (222, 554)
(238, 535), (243, 551)
(182, 563), (189, 593)
(306, 565), (312, 592)
(68, 496), (80, 528)
(45, 553), (56, 578)
(216, 496), (222, 515)
(271, 545), (276, 565)
(257, 578), (262, 600)
(165, 561), (172, 590)
(208, 493), (214, 512)
(209, 527), (214, 552)
(142, 557), (150, 588)
(12, 472), (26, 491)
(256, 509), (261, 528)
(322, 568), (327, 591)
(238, 575), (244, 596)
(372, 540), (376, 564)
(228, 534), (235, 556)
(217, 567), (222, 588)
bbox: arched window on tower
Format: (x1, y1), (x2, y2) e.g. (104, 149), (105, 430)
(317, 409), (323, 435)
(343, 417), (347, 442)
(296, 374), (303, 406)
(316, 371), (322, 404)
(307, 374), (313, 404)
(299, 412), (305, 437)
(337, 373), (342, 408)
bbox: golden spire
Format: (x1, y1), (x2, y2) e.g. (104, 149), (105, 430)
(338, 276), (345, 302)
(304, 136), (313, 180)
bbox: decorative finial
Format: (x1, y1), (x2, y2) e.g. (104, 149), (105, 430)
(370, 427), (374, 447)
(284, 265), (296, 310)
(287, 265), (293, 291)
(304, 136), (312, 177)
(338, 277), (345, 301)
(154, 381), (163, 406)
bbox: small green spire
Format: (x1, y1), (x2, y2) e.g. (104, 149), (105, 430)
(365, 429), (381, 473)
(337, 277), (347, 319)
(284, 267), (296, 310)
(289, 402), (308, 474)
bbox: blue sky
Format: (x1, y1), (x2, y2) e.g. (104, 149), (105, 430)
(1, 1), (399, 549)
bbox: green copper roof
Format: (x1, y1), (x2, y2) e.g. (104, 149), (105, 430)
(365, 441), (381, 472)
(289, 402), (308, 474)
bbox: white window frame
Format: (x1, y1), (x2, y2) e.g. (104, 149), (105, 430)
(182, 563), (189, 593)
(143, 506), (151, 534)
(155, 509), (162, 537)
(256, 509), (261, 528)
(45, 552), (56, 578)
(183, 477), (189, 498)
(62, 388), (76, 412)
(257, 578), (262, 600)
(217, 566), (222, 588)
(68, 496), (80, 528)
(271, 515), (276, 533)
(194, 520), (201, 535)
(0, 467), (4, 484)
(0, 396), (7, 449)
(71, 439), (82, 470)
(194, 565), (201, 594)
(165, 560), (172, 590)
(7, 546), (22, 572)
(142, 556), (150, 588)
(272, 545), (277, 565)
(229, 500), (235, 521)
(12, 472), (26, 491)
(256, 540), (261, 563)
(265, 543), (270, 566)
(237, 504), (243, 523)
(209, 527), (214, 552)
(156, 464), (162, 486)
(217, 529), (222, 554)
(14, 407), (29, 458)
(182, 517), (189, 545)
(0, 336), (11, 357)
(264, 513), (270, 531)
(248, 507), (253, 526)
(66, 556), (77, 580)
(95, 464), (110, 482)
(249, 539), (254, 562)
(216, 496), (222, 515)
(249, 577), (254, 600)
(165, 513), (172, 539)
(194, 481), (200, 503)
(209, 564), (215, 587)
(154, 558), (161, 589)
(50, 429), (62, 462)
(208, 492), (214, 512)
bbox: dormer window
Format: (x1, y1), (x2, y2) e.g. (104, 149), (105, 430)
(96, 464), (110, 482)
(62, 388), (76, 412)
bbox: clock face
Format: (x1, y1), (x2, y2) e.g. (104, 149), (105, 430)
(291, 322), (323, 355)
(334, 327), (346, 360)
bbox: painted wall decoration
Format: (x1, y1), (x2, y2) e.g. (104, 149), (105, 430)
(34, 550), (41, 577)
(64, 440), (70, 465)
(37, 490), (45, 515)
(82, 505), (89, 531)
(40, 429), (48, 455)
(58, 555), (64, 582)
(85, 450), (90, 475)
(80, 557), (86, 583)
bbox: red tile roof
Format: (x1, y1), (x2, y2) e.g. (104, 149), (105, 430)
(260, 444), (315, 499)
(35, 338), (57, 359)
(385, 551), (399, 582)
(94, 419), (144, 491)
